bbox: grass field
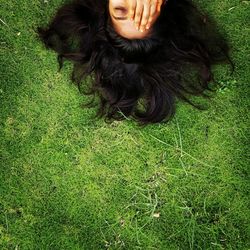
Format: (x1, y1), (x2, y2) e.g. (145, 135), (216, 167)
(0, 0), (249, 249)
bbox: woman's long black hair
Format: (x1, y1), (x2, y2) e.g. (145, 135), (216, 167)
(37, 0), (232, 124)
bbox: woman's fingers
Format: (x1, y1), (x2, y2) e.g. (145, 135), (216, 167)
(147, 2), (157, 28)
(139, 2), (151, 32)
(128, 0), (137, 21)
(157, 0), (163, 12)
(129, 0), (165, 32)
(133, 1), (144, 30)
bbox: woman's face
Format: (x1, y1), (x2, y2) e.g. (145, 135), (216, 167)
(108, 0), (160, 39)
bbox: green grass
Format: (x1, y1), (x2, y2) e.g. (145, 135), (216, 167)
(0, 0), (249, 249)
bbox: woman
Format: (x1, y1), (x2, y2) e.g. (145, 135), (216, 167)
(37, 0), (232, 124)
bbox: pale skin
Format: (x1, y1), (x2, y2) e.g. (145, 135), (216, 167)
(109, 0), (164, 39)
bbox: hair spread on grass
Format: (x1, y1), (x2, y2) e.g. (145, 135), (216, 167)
(37, 0), (232, 125)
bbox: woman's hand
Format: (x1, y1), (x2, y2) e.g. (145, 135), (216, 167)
(128, 0), (164, 32)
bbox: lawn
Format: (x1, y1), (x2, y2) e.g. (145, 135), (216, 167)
(0, 0), (249, 249)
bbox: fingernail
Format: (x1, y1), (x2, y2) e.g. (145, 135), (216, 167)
(136, 26), (139, 30)
(146, 25), (150, 29)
